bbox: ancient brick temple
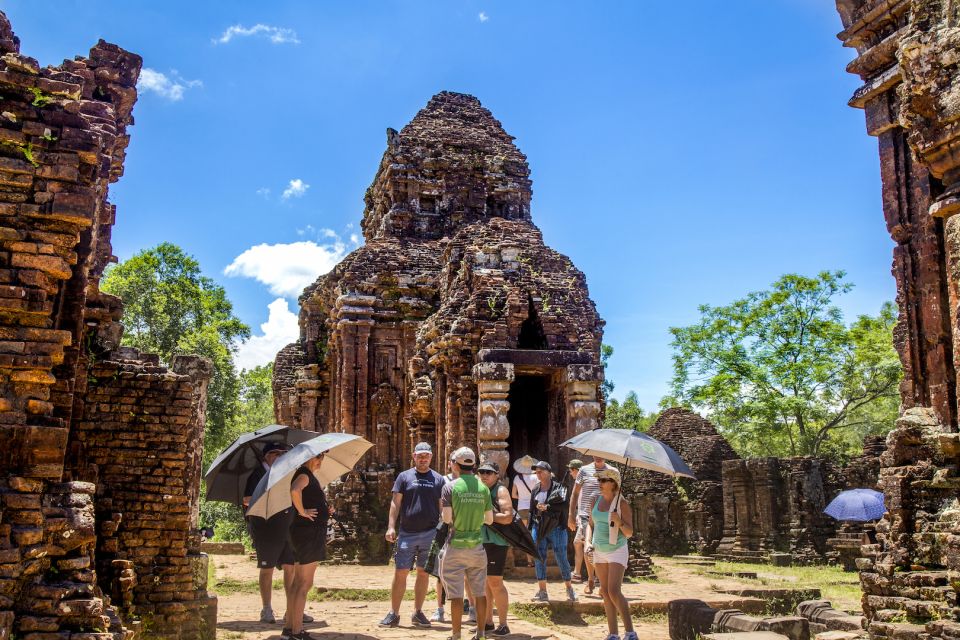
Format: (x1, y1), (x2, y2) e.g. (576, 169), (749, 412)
(629, 408), (740, 556)
(0, 14), (215, 640)
(835, 1), (960, 638)
(273, 92), (605, 481)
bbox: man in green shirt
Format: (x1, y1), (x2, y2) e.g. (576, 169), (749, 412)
(440, 447), (494, 640)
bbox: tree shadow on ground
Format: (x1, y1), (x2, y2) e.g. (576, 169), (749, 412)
(218, 620), (330, 634)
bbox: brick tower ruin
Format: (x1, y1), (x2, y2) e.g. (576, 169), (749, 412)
(273, 92), (605, 552)
(835, 2), (960, 639)
(0, 13), (216, 640)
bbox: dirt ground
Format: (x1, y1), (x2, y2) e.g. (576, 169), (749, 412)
(210, 555), (767, 640)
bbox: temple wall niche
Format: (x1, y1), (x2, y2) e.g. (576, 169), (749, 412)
(0, 13), (215, 640)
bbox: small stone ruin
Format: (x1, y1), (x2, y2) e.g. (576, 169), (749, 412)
(629, 408), (740, 556)
(834, 1), (960, 639)
(272, 91), (606, 559)
(0, 14), (215, 640)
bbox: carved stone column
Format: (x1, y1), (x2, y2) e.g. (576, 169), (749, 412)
(473, 362), (514, 472)
(334, 294), (376, 435)
(565, 364), (603, 437)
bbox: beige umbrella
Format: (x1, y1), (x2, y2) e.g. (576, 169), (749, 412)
(247, 433), (373, 519)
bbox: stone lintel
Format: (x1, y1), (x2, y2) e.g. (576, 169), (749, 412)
(472, 361), (514, 383)
(566, 363), (604, 383)
(477, 348), (593, 367)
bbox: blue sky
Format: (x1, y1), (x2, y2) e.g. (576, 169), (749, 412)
(3, 2), (890, 409)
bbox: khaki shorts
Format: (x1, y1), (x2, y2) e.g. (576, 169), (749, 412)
(574, 515), (590, 543)
(439, 544), (487, 600)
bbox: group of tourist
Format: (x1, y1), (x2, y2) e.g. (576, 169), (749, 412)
(243, 440), (638, 640)
(381, 444), (638, 640)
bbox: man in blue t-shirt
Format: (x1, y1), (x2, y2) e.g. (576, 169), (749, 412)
(379, 442), (445, 629)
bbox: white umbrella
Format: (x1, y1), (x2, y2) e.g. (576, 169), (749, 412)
(560, 428), (696, 479)
(246, 433), (373, 519)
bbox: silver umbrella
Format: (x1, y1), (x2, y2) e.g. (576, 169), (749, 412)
(203, 424), (320, 505)
(246, 433), (373, 519)
(559, 428), (696, 479)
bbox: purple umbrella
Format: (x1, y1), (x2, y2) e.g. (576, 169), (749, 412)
(824, 488), (886, 522)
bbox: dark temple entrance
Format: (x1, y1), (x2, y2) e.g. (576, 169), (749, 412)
(507, 374), (551, 467)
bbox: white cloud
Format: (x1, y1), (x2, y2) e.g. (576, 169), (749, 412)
(137, 68), (202, 101)
(281, 178), (310, 200)
(214, 24), (300, 45)
(224, 238), (347, 298)
(478, 12), (489, 22)
(235, 298), (300, 371)
(256, 187), (271, 198)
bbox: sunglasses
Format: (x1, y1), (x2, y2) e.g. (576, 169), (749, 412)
(478, 470), (497, 475)
(598, 478), (617, 483)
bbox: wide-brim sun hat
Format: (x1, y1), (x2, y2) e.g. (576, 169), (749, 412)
(513, 454), (537, 474)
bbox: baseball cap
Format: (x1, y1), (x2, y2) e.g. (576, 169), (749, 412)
(567, 459), (583, 470)
(413, 442), (433, 454)
(262, 442), (290, 455)
(596, 467), (622, 485)
(478, 460), (500, 474)
(533, 460), (552, 472)
(452, 447), (476, 466)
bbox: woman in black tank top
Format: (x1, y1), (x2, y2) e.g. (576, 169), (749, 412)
(287, 453), (328, 640)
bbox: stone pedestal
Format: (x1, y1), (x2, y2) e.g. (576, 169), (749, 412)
(473, 362), (514, 472)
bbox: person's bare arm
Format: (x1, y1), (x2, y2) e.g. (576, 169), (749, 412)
(493, 486), (513, 524)
(483, 508), (494, 526)
(291, 474), (316, 520)
(385, 492), (402, 542)
(568, 482), (582, 530)
(442, 506), (453, 524)
(511, 482), (519, 500)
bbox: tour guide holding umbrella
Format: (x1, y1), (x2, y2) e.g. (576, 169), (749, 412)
(560, 427), (696, 640)
(247, 433), (373, 640)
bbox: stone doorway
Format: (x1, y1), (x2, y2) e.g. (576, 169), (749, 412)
(506, 374), (552, 465)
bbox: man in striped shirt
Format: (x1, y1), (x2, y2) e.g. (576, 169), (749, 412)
(567, 456), (608, 594)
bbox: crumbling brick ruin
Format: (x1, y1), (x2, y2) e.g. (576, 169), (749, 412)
(629, 408), (740, 556)
(835, 1), (960, 639)
(273, 91), (606, 560)
(0, 14), (215, 640)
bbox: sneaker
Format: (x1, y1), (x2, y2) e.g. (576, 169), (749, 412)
(430, 607), (446, 623)
(467, 607), (477, 623)
(294, 632), (314, 640)
(378, 612), (400, 628)
(566, 586), (578, 602)
(491, 625), (510, 636)
(623, 632), (639, 640)
(280, 629), (293, 640)
(412, 610), (431, 628)
(603, 635), (620, 640)
(302, 613), (314, 623)
(260, 607), (276, 624)
(530, 590), (549, 602)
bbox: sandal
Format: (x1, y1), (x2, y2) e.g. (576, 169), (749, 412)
(571, 573), (583, 583)
(584, 579), (595, 595)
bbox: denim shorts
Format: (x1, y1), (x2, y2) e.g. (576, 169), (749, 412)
(394, 529), (436, 570)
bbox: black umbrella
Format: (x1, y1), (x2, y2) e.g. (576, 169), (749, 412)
(203, 424), (318, 505)
(491, 516), (544, 563)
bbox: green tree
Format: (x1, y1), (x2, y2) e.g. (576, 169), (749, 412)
(601, 344), (615, 397)
(605, 391), (658, 431)
(102, 243), (251, 458)
(669, 271), (901, 458)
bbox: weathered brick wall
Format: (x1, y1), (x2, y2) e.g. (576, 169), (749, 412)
(835, 2), (960, 638)
(0, 13), (216, 640)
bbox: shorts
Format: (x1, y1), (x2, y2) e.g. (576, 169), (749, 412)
(518, 509), (530, 522)
(248, 512), (295, 569)
(439, 544), (487, 600)
(593, 543), (628, 568)
(483, 543), (508, 577)
(394, 529), (436, 570)
(289, 524), (327, 564)
(574, 515), (590, 543)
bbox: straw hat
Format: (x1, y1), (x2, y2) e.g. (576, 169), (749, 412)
(512, 454), (537, 474)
